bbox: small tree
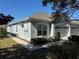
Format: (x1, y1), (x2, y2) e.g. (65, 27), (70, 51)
(54, 32), (61, 41)
(42, 0), (79, 20)
(0, 13), (14, 25)
(0, 13), (14, 38)
(0, 27), (7, 38)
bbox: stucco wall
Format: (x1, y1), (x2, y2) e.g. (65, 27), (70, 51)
(7, 20), (79, 41)
(11, 25), (17, 34)
(7, 25), (17, 34)
(7, 26), (11, 32)
(71, 25), (79, 35)
(7, 22), (31, 42)
(31, 23), (37, 38)
(55, 27), (69, 39)
(54, 23), (69, 40)
(17, 22), (31, 41)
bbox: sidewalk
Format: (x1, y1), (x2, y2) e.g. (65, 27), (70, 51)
(8, 34), (29, 46)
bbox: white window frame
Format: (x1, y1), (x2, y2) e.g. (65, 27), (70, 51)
(37, 23), (48, 37)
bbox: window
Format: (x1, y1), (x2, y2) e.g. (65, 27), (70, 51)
(16, 25), (17, 32)
(20, 23), (24, 28)
(37, 24), (47, 36)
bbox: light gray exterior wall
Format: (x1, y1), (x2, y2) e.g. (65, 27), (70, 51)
(24, 22), (31, 41)
(53, 23), (70, 40)
(7, 26), (11, 32)
(7, 21), (79, 41)
(71, 25), (79, 35)
(31, 23), (37, 38)
(16, 22), (31, 41)
(7, 22), (31, 42)
(11, 25), (17, 34)
(7, 25), (17, 34)
(31, 21), (50, 39)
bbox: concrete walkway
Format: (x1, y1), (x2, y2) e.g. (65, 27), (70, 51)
(8, 34), (49, 51)
(8, 34), (29, 46)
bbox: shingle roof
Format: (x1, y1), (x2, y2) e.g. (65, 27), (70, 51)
(30, 12), (51, 21)
(70, 20), (79, 25)
(8, 12), (51, 26)
(7, 12), (79, 26)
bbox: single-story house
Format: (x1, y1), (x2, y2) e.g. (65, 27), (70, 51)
(7, 12), (79, 42)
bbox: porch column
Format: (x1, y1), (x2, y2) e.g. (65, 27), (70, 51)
(68, 25), (71, 37)
(50, 24), (55, 38)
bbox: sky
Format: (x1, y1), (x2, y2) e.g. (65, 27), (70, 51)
(0, 0), (79, 22)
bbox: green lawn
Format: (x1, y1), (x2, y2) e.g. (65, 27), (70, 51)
(0, 37), (18, 48)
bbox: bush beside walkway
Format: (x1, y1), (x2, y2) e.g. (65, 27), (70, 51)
(0, 27), (7, 38)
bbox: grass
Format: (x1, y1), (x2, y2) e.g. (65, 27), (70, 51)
(0, 37), (18, 48)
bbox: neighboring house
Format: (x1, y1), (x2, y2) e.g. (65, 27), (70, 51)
(7, 12), (79, 42)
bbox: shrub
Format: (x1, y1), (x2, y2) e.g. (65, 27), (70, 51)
(31, 38), (49, 45)
(68, 35), (79, 42)
(0, 27), (7, 38)
(54, 32), (61, 41)
(47, 42), (79, 59)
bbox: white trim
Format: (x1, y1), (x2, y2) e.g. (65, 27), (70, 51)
(68, 25), (71, 37)
(36, 23), (49, 38)
(50, 24), (55, 38)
